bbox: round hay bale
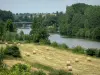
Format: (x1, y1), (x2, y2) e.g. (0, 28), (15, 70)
(67, 66), (72, 71)
(66, 61), (71, 66)
(5, 42), (8, 45)
(13, 42), (17, 45)
(46, 47), (49, 50)
(75, 58), (79, 62)
(25, 53), (30, 57)
(17, 43), (21, 46)
(33, 51), (36, 54)
(87, 57), (91, 62)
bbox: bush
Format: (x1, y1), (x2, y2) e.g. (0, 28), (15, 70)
(11, 63), (31, 72)
(39, 39), (51, 45)
(3, 31), (18, 42)
(49, 69), (73, 75)
(0, 63), (31, 75)
(86, 48), (96, 56)
(4, 45), (21, 57)
(51, 42), (59, 47)
(0, 47), (5, 65)
(59, 43), (69, 49)
(32, 70), (46, 75)
(72, 46), (85, 54)
(95, 49), (100, 57)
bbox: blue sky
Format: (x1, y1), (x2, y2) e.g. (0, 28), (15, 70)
(0, 0), (100, 13)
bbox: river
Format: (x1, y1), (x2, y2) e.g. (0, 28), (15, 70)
(17, 28), (100, 49)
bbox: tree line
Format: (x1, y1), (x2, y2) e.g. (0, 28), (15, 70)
(0, 3), (100, 42)
(59, 3), (100, 40)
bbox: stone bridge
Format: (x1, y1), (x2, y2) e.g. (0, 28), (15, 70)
(13, 22), (32, 28)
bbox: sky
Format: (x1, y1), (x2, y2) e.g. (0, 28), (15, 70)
(0, 0), (100, 13)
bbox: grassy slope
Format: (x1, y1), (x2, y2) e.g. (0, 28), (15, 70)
(1, 44), (100, 75)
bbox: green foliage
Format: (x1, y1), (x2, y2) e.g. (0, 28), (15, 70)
(59, 3), (100, 40)
(92, 27), (100, 40)
(11, 63), (31, 72)
(0, 10), (13, 21)
(59, 43), (69, 49)
(0, 21), (5, 40)
(95, 50), (100, 57)
(0, 63), (31, 75)
(30, 16), (49, 43)
(33, 63), (54, 72)
(19, 31), (25, 41)
(72, 46), (85, 54)
(31, 29), (49, 43)
(49, 69), (73, 75)
(0, 47), (5, 65)
(32, 70), (46, 75)
(6, 19), (15, 32)
(39, 39), (51, 45)
(86, 48), (96, 56)
(4, 45), (21, 57)
(3, 31), (18, 41)
(51, 42), (59, 47)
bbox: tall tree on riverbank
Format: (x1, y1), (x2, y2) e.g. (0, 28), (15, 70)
(30, 15), (49, 43)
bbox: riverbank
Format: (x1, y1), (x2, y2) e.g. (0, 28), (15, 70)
(17, 28), (100, 49)
(1, 43), (100, 75)
(49, 34), (100, 49)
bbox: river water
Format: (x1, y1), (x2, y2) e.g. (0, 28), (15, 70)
(18, 28), (100, 49)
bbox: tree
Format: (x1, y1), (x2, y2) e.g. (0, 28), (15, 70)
(30, 16), (49, 43)
(0, 10), (13, 21)
(92, 27), (100, 40)
(6, 19), (15, 32)
(0, 21), (5, 40)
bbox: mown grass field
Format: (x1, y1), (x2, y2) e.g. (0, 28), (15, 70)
(1, 44), (100, 75)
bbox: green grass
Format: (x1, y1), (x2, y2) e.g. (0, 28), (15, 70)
(33, 63), (54, 72)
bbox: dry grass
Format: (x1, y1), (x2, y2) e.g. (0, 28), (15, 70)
(1, 43), (100, 75)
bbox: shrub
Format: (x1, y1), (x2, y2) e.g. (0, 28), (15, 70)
(0, 63), (31, 75)
(72, 46), (85, 54)
(59, 43), (69, 49)
(0, 47), (5, 65)
(4, 45), (21, 57)
(39, 39), (51, 45)
(86, 48), (96, 56)
(51, 42), (59, 47)
(95, 49), (100, 57)
(49, 69), (73, 75)
(32, 70), (46, 75)
(11, 63), (31, 72)
(3, 31), (18, 41)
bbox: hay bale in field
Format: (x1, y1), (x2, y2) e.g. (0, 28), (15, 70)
(75, 58), (79, 62)
(13, 42), (17, 45)
(5, 42), (8, 45)
(87, 57), (91, 62)
(25, 52), (30, 56)
(66, 61), (71, 66)
(33, 51), (36, 54)
(17, 43), (21, 46)
(46, 47), (49, 50)
(67, 66), (72, 71)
